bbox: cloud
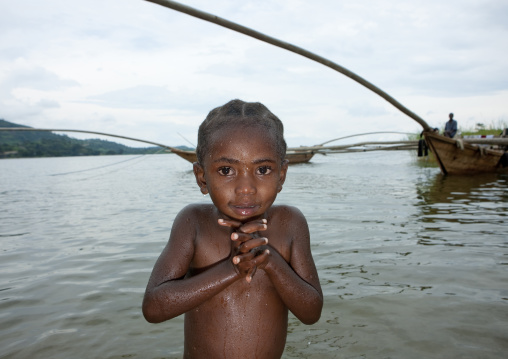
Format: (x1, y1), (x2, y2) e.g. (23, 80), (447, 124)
(0, 62), (76, 122)
(345, 102), (390, 118)
(1, 0), (507, 147)
(36, 99), (60, 109)
(1, 64), (79, 92)
(0, 96), (60, 122)
(85, 85), (215, 111)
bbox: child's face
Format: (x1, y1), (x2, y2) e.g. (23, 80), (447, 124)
(194, 124), (288, 222)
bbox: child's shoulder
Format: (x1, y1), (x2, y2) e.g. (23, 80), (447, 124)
(269, 204), (307, 224)
(175, 203), (217, 221)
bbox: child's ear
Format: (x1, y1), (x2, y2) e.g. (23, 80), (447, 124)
(277, 159), (289, 193)
(193, 162), (209, 195)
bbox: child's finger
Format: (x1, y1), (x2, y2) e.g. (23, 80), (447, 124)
(251, 249), (270, 267)
(230, 232), (260, 242)
(218, 218), (242, 228)
(243, 249), (270, 283)
(237, 237), (268, 253)
(232, 251), (255, 265)
(245, 266), (257, 283)
(238, 220), (267, 234)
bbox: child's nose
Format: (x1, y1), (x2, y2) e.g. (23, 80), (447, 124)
(235, 174), (256, 195)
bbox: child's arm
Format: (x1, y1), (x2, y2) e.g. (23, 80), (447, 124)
(142, 205), (242, 323)
(264, 207), (322, 324)
(220, 208), (323, 325)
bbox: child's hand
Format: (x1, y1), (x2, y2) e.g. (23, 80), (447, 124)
(218, 218), (270, 283)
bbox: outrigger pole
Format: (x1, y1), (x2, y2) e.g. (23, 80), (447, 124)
(0, 128), (178, 151)
(144, 0), (432, 132)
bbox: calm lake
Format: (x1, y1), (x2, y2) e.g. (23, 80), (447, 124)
(1, 151), (507, 358)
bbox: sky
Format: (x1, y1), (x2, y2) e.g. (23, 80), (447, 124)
(1, 0), (508, 148)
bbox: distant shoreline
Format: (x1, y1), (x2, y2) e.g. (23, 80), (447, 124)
(0, 119), (192, 159)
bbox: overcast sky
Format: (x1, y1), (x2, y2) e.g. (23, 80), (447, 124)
(1, 0), (507, 148)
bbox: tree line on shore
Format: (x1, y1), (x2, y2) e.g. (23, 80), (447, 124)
(0, 119), (191, 158)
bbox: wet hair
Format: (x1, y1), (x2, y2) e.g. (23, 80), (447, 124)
(196, 99), (287, 165)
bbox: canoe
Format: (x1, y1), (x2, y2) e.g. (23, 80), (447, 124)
(284, 149), (315, 164)
(423, 131), (508, 175)
(0, 127), (316, 164)
(147, 2), (508, 176)
(171, 148), (315, 164)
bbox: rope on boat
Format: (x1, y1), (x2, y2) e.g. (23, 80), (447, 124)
(50, 154), (147, 176)
(455, 139), (464, 150)
(50, 147), (166, 178)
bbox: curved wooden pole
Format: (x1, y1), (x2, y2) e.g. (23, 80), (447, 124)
(144, 0), (432, 132)
(297, 140), (418, 152)
(0, 127), (179, 151)
(318, 131), (415, 146)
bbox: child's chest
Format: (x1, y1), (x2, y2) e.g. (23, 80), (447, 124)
(192, 229), (231, 267)
(191, 226), (291, 269)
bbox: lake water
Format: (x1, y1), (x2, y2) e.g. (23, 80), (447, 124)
(1, 151), (507, 359)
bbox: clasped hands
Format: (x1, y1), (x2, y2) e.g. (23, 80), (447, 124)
(218, 218), (270, 283)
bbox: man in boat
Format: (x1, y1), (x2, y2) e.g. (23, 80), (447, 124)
(444, 113), (458, 138)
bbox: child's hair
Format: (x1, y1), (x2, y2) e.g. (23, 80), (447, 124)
(196, 99), (287, 165)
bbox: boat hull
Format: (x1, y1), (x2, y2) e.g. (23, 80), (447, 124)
(171, 148), (199, 163)
(284, 150), (315, 164)
(423, 131), (507, 175)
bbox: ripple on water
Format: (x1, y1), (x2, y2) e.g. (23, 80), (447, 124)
(1, 153), (507, 358)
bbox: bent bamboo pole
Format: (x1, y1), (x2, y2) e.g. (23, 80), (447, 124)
(0, 127), (178, 151)
(318, 131), (415, 146)
(461, 138), (508, 145)
(297, 140), (418, 152)
(145, 0), (432, 132)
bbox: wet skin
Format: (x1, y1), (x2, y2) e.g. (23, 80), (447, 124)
(142, 124), (323, 359)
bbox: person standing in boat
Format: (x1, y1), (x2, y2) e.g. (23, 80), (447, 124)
(444, 113), (458, 138)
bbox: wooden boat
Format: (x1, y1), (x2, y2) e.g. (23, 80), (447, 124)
(145, 2), (507, 176)
(171, 147), (315, 164)
(4, 3), (504, 174)
(1, 127), (316, 164)
(170, 147), (198, 163)
(423, 131), (508, 175)
(284, 149), (315, 164)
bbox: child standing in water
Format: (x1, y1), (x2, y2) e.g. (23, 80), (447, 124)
(142, 99), (323, 359)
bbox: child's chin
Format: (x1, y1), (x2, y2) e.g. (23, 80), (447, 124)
(226, 212), (263, 223)
(226, 205), (262, 220)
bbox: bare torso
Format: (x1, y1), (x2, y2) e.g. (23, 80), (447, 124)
(183, 205), (291, 359)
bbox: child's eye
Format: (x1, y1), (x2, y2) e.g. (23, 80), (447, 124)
(218, 167), (233, 176)
(257, 166), (272, 175)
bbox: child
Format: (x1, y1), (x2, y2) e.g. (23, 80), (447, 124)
(142, 99), (323, 359)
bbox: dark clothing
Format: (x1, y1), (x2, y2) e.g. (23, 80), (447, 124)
(445, 119), (457, 138)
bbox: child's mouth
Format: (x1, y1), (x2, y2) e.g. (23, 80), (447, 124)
(231, 204), (260, 217)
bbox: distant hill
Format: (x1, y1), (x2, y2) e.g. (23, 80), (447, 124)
(0, 119), (193, 158)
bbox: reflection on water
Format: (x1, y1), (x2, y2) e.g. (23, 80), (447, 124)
(1, 152), (507, 359)
(415, 173), (508, 247)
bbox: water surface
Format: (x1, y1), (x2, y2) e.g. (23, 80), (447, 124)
(1, 152), (507, 358)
